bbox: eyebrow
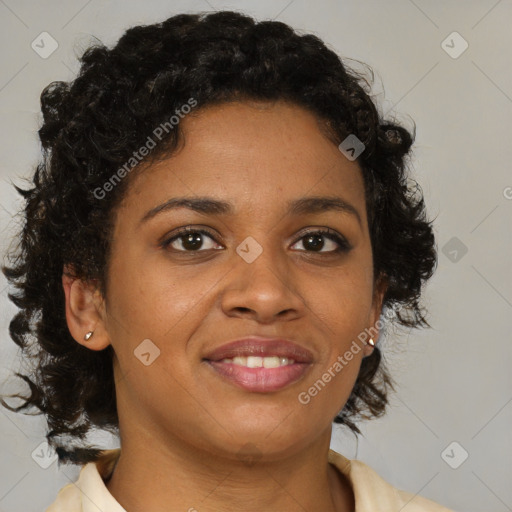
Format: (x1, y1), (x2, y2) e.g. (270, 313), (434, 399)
(139, 195), (362, 227)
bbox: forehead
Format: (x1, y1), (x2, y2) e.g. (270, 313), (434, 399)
(120, 100), (366, 220)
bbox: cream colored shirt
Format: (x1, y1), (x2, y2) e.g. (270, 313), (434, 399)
(45, 448), (455, 511)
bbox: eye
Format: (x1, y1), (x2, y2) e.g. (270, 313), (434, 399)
(161, 226), (351, 255)
(161, 227), (222, 252)
(290, 228), (351, 254)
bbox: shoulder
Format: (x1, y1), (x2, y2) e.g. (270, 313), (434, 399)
(44, 449), (122, 512)
(45, 481), (82, 512)
(328, 449), (456, 512)
(394, 485), (456, 512)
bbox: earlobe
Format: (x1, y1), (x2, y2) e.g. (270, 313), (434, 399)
(62, 265), (110, 351)
(364, 273), (388, 357)
(363, 337), (376, 358)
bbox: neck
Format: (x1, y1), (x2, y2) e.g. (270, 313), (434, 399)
(105, 426), (354, 512)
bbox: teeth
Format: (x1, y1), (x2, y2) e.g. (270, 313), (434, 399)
(220, 356), (295, 367)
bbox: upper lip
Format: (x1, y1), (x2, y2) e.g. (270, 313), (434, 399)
(203, 337), (314, 363)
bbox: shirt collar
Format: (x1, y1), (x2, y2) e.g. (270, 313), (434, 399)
(328, 448), (400, 510)
(76, 449), (125, 512)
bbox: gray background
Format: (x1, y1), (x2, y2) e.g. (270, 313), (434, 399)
(0, 1), (511, 511)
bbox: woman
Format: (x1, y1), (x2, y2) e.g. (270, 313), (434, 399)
(1, 10), (454, 512)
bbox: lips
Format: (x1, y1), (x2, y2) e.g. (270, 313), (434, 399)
(203, 337), (314, 364)
(202, 337), (314, 393)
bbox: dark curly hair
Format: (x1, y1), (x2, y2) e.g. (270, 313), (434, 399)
(1, 10), (437, 466)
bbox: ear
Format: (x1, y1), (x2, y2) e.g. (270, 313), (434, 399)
(363, 272), (388, 357)
(62, 264), (111, 351)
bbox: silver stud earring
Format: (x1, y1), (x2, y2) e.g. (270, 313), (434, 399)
(368, 338), (375, 347)
(84, 331), (94, 341)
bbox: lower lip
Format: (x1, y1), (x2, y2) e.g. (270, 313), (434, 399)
(205, 360), (312, 392)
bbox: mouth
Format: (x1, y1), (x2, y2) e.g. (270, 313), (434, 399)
(202, 337), (314, 392)
(203, 337), (314, 363)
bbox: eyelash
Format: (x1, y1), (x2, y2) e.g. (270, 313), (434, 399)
(160, 226), (352, 255)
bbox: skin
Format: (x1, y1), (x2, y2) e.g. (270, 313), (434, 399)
(62, 100), (387, 512)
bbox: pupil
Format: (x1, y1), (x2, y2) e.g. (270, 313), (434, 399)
(305, 234), (324, 251)
(183, 233), (203, 250)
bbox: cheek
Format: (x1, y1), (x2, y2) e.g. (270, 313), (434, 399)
(105, 250), (224, 379)
(106, 249), (193, 337)
(309, 266), (373, 339)
(322, 270), (373, 406)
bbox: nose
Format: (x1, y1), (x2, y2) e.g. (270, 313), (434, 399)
(219, 242), (304, 324)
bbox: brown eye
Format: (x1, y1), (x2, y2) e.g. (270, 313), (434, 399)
(162, 228), (222, 252)
(291, 228), (351, 254)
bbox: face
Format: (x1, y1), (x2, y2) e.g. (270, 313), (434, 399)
(65, 100), (385, 461)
